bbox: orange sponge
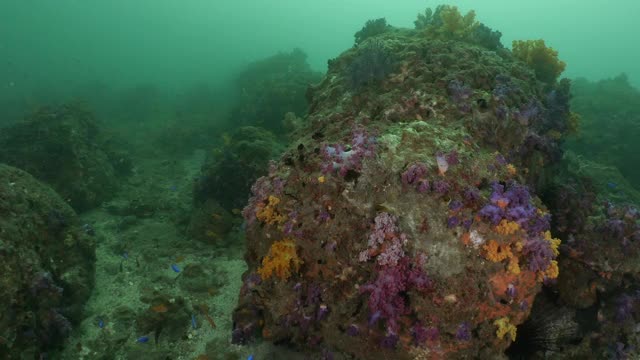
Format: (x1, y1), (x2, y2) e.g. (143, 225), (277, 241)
(258, 239), (303, 281)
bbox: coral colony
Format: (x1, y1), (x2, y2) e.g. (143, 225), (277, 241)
(232, 6), (576, 358)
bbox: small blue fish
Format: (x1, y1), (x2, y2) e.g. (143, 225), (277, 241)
(169, 185), (177, 191)
(247, 355), (254, 360)
(136, 336), (149, 343)
(171, 264), (181, 273)
(191, 314), (197, 329)
(607, 182), (618, 189)
(98, 318), (104, 328)
(122, 251), (129, 260)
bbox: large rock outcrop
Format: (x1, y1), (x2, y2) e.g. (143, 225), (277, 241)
(232, 9), (574, 359)
(0, 103), (131, 212)
(0, 164), (96, 358)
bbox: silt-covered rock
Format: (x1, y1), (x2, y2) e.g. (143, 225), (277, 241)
(0, 164), (96, 358)
(0, 103), (131, 212)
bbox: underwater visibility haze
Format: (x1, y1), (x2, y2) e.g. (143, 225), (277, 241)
(1, 1), (640, 359)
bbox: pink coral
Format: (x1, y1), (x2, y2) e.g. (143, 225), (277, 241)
(321, 127), (376, 177)
(359, 212), (407, 266)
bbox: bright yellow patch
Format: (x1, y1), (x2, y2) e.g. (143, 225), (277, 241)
(542, 260), (559, 280)
(495, 220), (521, 235)
(483, 240), (512, 262)
(318, 176), (325, 183)
(543, 231), (561, 256)
(494, 317), (517, 341)
(256, 195), (286, 225)
(506, 164), (517, 176)
(507, 257), (521, 275)
(258, 239), (303, 281)
(514, 241), (524, 252)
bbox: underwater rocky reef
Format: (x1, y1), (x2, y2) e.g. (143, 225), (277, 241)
(0, 164), (96, 358)
(230, 48), (323, 135)
(0, 103), (132, 212)
(231, 5), (639, 360)
(0, 4), (639, 360)
(567, 74), (640, 190)
(190, 126), (286, 243)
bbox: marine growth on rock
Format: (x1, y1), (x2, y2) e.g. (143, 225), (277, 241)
(232, 7), (573, 359)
